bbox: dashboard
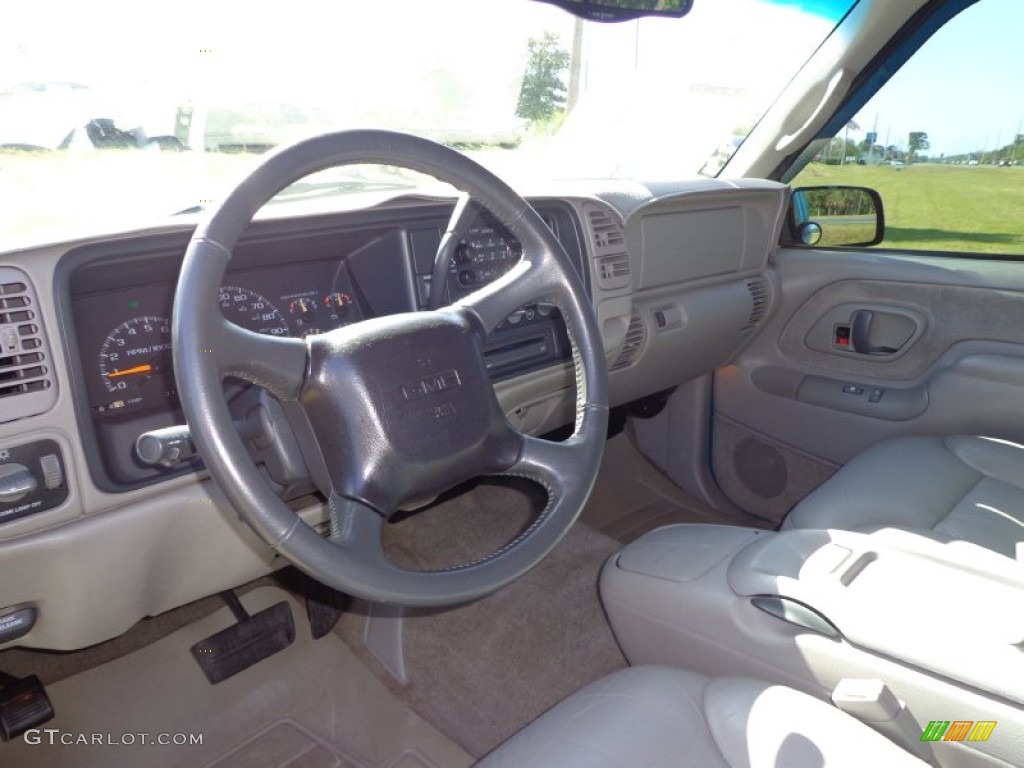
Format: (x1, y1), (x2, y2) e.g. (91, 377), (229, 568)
(0, 179), (789, 651)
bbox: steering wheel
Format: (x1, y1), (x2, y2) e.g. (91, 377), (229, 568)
(172, 130), (608, 606)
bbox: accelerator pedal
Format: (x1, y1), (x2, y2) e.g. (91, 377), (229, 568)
(190, 591), (295, 684)
(0, 672), (54, 741)
(304, 579), (348, 640)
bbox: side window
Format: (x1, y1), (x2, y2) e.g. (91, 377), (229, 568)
(790, 0), (1024, 257)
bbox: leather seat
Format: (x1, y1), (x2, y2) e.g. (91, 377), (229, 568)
(785, 435), (1024, 559)
(477, 666), (924, 767)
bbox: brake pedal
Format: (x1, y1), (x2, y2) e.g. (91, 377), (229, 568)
(190, 592), (295, 684)
(0, 672), (54, 741)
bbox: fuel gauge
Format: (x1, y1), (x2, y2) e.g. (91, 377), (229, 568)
(323, 291), (355, 327)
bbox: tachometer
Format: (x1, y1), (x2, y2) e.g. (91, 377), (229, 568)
(99, 316), (173, 393)
(218, 286), (290, 336)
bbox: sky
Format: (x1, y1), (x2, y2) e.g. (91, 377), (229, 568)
(849, 0), (1024, 157)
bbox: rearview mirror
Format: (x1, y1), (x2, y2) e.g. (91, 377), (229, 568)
(531, 0), (694, 22)
(790, 186), (885, 247)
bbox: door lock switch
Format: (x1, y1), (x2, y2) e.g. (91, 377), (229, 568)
(834, 324), (851, 348)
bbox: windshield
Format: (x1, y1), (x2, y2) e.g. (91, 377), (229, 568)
(1, 0), (852, 246)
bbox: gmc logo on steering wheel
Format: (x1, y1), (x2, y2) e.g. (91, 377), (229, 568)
(400, 370), (462, 401)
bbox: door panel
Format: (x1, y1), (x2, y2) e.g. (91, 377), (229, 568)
(712, 246), (1024, 521)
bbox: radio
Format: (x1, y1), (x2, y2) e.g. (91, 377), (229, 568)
(409, 208), (576, 381)
(446, 221), (524, 298)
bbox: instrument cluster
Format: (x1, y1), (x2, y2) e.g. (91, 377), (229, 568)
(75, 261), (364, 420)
(63, 200), (585, 491)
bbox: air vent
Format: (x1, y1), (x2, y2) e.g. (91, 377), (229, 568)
(611, 311), (647, 371)
(584, 204), (631, 291)
(742, 277), (769, 331)
(0, 268), (56, 422)
(597, 252), (631, 282)
(587, 209), (625, 248)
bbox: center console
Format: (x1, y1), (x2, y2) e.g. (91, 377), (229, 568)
(600, 524), (1024, 767)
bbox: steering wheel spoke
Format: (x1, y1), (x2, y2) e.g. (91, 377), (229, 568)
(328, 494), (386, 557)
(213, 317), (308, 400)
(504, 409), (606, 495)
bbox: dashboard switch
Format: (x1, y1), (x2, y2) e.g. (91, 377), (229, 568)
(136, 425), (198, 467)
(0, 440), (69, 525)
(136, 421), (260, 467)
(39, 454), (63, 490)
(0, 464), (36, 503)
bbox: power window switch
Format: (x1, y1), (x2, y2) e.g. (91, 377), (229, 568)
(842, 385), (864, 395)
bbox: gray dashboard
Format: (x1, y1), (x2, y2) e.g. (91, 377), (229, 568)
(0, 179), (789, 650)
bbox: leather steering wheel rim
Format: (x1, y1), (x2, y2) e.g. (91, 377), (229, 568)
(173, 129), (608, 606)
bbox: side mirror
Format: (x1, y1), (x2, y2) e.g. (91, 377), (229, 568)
(789, 185), (885, 247)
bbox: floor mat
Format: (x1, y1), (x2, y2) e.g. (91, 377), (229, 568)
(581, 432), (769, 543)
(3, 587), (472, 768)
(341, 519), (627, 759)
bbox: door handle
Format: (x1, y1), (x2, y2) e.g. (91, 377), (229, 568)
(850, 310), (899, 355)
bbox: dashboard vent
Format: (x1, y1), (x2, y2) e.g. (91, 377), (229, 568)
(742, 277), (769, 330)
(597, 252), (630, 282)
(587, 209), (625, 248)
(611, 311), (647, 371)
(584, 204), (631, 291)
(0, 268), (56, 422)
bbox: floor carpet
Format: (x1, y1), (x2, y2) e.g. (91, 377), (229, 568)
(580, 432), (770, 542)
(2, 587), (472, 768)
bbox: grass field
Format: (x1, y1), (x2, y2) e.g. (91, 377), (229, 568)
(791, 163), (1024, 256)
(4, 150), (1024, 257)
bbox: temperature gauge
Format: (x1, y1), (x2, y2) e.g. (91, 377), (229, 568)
(289, 297), (318, 321)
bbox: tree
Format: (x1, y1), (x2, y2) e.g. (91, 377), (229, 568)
(908, 131), (930, 161)
(516, 32), (571, 124)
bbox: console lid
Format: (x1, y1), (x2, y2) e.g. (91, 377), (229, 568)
(727, 528), (1024, 706)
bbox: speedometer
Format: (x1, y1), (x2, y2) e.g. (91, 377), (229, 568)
(218, 286), (290, 336)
